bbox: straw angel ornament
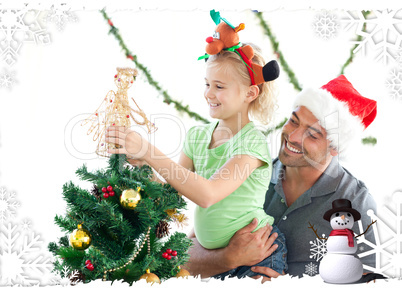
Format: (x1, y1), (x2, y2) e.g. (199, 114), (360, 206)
(82, 67), (157, 157)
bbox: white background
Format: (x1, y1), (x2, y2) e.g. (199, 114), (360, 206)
(1, 0), (402, 289)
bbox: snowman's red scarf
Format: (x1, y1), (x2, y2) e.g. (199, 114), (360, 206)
(329, 229), (355, 247)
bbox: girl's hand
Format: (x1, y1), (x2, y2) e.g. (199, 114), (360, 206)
(127, 158), (149, 168)
(105, 126), (149, 160)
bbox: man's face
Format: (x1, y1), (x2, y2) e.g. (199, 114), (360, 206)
(278, 106), (337, 168)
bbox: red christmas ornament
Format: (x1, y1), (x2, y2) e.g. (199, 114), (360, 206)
(103, 193), (109, 199)
(166, 249), (172, 254)
(101, 187), (107, 193)
(162, 252), (168, 259)
(171, 251), (177, 257)
(167, 255), (172, 260)
(108, 19), (113, 26)
(127, 55), (134, 60)
(109, 191), (115, 197)
(107, 185), (113, 192)
(85, 260), (91, 265)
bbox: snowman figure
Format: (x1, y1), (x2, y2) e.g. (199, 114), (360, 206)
(309, 199), (375, 284)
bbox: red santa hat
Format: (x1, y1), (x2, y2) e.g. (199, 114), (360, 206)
(293, 75), (377, 157)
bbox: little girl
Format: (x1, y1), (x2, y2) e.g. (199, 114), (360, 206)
(105, 20), (287, 279)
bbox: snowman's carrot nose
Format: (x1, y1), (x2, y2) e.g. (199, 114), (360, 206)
(341, 215), (345, 220)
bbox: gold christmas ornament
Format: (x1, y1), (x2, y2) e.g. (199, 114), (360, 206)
(69, 224), (92, 250)
(120, 188), (142, 210)
(176, 267), (190, 279)
(82, 67), (157, 157)
(140, 269), (160, 285)
(165, 209), (189, 228)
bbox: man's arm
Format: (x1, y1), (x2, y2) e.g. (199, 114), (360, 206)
(184, 218), (279, 278)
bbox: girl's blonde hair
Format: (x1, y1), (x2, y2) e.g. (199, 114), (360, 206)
(206, 43), (278, 125)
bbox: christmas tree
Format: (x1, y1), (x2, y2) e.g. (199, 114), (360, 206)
(48, 154), (192, 285)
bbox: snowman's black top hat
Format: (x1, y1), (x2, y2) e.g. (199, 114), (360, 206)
(323, 199), (361, 221)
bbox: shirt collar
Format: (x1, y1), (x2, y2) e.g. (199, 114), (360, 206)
(271, 157), (344, 197)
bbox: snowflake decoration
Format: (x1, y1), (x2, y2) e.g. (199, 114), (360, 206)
(396, 46), (402, 66)
(20, 219), (32, 231)
(0, 187), (20, 224)
(0, 68), (17, 90)
(305, 262), (318, 276)
(312, 10), (340, 40)
(343, 10), (402, 64)
(309, 233), (327, 261)
(0, 221), (53, 286)
(386, 68), (402, 101)
(357, 191), (402, 279)
(42, 4), (78, 31)
(48, 265), (79, 286)
(0, 9), (51, 67)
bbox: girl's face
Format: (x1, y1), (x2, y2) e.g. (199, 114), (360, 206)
(204, 62), (250, 122)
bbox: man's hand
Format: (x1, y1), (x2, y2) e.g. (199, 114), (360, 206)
(251, 266), (282, 283)
(224, 218), (278, 269)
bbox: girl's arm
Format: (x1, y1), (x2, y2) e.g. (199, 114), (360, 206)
(126, 141), (195, 184)
(147, 145), (263, 208)
(105, 126), (263, 208)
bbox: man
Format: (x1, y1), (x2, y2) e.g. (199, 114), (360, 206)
(184, 75), (378, 281)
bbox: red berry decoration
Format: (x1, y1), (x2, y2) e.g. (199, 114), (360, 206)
(103, 193), (109, 199)
(85, 259), (95, 271)
(109, 191), (115, 197)
(162, 249), (178, 260)
(101, 187), (107, 193)
(107, 185), (113, 192)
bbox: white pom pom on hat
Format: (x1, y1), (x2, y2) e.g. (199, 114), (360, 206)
(293, 75), (377, 157)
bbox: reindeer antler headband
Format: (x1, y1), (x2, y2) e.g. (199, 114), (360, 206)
(199, 10), (279, 85)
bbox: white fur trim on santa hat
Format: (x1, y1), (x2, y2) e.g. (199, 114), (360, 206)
(293, 87), (365, 159)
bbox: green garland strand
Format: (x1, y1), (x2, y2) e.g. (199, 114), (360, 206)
(100, 9), (209, 124)
(340, 11), (372, 75)
(254, 12), (303, 92)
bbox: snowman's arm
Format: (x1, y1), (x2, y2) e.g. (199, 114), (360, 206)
(308, 222), (328, 240)
(355, 220), (377, 239)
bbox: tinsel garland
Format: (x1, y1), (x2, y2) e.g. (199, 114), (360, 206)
(254, 11), (303, 92)
(340, 11), (372, 75)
